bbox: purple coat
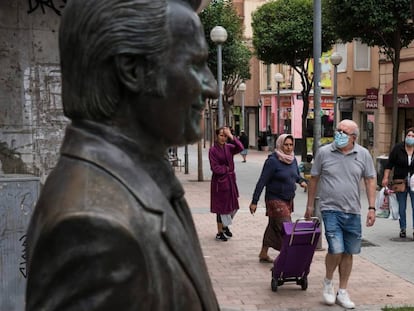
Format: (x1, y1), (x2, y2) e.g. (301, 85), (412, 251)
(209, 138), (244, 214)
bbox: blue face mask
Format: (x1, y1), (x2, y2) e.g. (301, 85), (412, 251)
(334, 131), (349, 148)
(405, 137), (414, 146)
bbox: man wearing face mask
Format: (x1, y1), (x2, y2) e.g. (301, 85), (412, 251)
(305, 119), (376, 309)
(382, 127), (414, 239)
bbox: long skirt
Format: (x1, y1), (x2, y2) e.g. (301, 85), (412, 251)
(262, 199), (293, 251)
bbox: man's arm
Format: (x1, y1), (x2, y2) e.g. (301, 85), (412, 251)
(305, 175), (320, 218)
(364, 176), (377, 227)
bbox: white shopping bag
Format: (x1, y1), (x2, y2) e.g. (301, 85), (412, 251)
(375, 187), (390, 218)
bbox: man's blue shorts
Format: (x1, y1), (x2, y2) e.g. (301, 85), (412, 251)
(322, 210), (362, 255)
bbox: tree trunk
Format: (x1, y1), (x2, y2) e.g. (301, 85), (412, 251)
(390, 41), (401, 151)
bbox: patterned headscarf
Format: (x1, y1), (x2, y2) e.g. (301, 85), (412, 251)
(275, 134), (295, 164)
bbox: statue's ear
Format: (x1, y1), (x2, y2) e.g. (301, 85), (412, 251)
(115, 54), (145, 93)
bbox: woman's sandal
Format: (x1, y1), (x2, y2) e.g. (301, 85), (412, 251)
(259, 256), (273, 263)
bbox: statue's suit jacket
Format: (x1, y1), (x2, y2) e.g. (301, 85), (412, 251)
(26, 121), (219, 311)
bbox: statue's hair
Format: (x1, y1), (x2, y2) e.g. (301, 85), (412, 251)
(59, 0), (168, 121)
(178, 0), (202, 11)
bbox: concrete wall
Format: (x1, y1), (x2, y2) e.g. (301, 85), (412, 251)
(0, 1), (67, 183)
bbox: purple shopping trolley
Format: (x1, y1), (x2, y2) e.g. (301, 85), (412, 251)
(271, 217), (321, 292)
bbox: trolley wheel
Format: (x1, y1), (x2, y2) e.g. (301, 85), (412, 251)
(271, 278), (278, 292)
(301, 278), (308, 290)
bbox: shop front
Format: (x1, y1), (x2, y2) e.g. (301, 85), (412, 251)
(383, 93), (414, 141)
(259, 92), (335, 154)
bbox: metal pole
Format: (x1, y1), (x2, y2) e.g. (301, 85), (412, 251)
(277, 81), (281, 136)
(241, 91), (245, 130)
(217, 44), (223, 127)
(184, 144), (189, 174)
(333, 64), (338, 130)
(313, 0), (322, 155)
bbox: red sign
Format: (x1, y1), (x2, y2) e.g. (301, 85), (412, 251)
(365, 88), (378, 109)
(383, 93), (414, 108)
(309, 96), (334, 109)
(262, 95), (271, 106)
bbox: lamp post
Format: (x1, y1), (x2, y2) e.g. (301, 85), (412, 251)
(330, 52), (342, 130)
(210, 26), (227, 127)
(274, 73), (284, 137)
(238, 82), (246, 132)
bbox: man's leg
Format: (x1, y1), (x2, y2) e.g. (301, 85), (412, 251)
(338, 254), (353, 289)
(322, 211), (343, 305)
(323, 253), (341, 305)
(325, 253), (342, 280)
(336, 254), (355, 309)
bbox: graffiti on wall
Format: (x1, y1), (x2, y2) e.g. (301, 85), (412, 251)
(23, 65), (68, 183)
(27, 0), (66, 16)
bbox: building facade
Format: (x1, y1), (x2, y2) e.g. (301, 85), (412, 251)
(232, 0), (414, 159)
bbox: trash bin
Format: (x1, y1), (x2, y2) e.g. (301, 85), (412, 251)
(0, 174), (40, 311)
(376, 155), (389, 187)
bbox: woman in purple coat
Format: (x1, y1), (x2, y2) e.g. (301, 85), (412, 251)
(209, 126), (244, 241)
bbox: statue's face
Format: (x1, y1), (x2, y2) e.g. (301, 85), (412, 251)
(138, 2), (217, 146)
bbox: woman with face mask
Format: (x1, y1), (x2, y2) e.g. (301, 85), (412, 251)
(382, 127), (414, 239)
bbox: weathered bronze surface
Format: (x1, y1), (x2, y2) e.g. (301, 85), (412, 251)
(25, 0), (219, 310)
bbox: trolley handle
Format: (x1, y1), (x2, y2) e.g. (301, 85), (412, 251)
(289, 217), (321, 246)
(292, 217), (320, 233)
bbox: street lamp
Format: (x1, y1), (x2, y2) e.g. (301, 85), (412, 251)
(238, 82), (246, 132)
(274, 73), (284, 137)
(330, 52), (342, 130)
(210, 26), (228, 127)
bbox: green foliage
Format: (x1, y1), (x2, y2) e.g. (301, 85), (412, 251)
(199, 0), (251, 85)
(326, 0), (414, 51)
(382, 307), (414, 311)
(326, 0), (414, 146)
(252, 0), (336, 67)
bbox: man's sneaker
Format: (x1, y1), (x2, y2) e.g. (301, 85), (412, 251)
(336, 290), (355, 309)
(223, 227), (233, 238)
(400, 230), (406, 238)
(322, 279), (335, 305)
(215, 232), (228, 242)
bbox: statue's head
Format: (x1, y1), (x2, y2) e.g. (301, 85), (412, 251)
(59, 0), (169, 121)
(60, 0), (217, 146)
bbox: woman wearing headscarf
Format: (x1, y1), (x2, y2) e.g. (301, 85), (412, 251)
(249, 134), (307, 262)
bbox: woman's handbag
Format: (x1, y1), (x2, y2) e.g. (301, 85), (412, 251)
(390, 179), (406, 192)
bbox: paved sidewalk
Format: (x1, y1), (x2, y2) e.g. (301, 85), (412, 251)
(176, 144), (414, 311)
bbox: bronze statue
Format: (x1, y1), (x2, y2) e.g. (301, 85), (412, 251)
(25, 0), (219, 310)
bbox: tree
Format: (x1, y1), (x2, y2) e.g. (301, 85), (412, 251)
(252, 0), (337, 160)
(326, 0), (414, 148)
(200, 0), (252, 125)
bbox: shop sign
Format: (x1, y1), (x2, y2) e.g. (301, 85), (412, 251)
(365, 88), (378, 109)
(309, 96), (334, 109)
(262, 95), (272, 106)
(339, 99), (353, 112)
(383, 93), (414, 108)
